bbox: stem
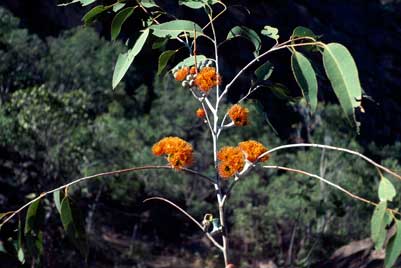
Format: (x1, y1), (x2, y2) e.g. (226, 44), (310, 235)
(0, 165), (215, 228)
(206, 8), (229, 266)
(259, 143), (401, 181)
(144, 196), (224, 251)
(263, 165), (401, 216)
(220, 41), (323, 100)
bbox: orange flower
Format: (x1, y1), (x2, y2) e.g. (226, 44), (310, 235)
(218, 162), (236, 179)
(196, 108), (206, 118)
(152, 137), (193, 169)
(189, 66), (198, 74)
(228, 104), (248, 126)
(217, 146), (245, 179)
(194, 67), (221, 93)
(238, 140), (269, 162)
(174, 67), (189, 81)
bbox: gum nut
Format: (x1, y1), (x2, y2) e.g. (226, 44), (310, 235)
(182, 81), (189, 87)
(189, 80), (194, 86)
(185, 75), (191, 80)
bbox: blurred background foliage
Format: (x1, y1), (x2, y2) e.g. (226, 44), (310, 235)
(1, 3), (401, 268)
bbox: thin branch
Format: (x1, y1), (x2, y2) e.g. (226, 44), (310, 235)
(143, 197), (224, 251)
(263, 165), (401, 216)
(0, 165), (215, 228)
(220, 41), (322, 101)
(217, 85), (263, 137)
(202, 0), (227, 31)
(258, 143), (401, 181)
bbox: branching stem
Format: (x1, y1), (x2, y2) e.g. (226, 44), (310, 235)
(0, 165), (215, 228)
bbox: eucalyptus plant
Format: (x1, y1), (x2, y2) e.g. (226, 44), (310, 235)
(2, 1), (401, 267)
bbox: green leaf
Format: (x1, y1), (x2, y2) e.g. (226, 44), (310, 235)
(60, 197), (88, 257)
(268, 83), (293, 100)
(53, 190), (62, 214)
(111, 7), (135, 40)
(58, 0), (96, 7)
(112, 29), (150, 89)
(292, 26), (317, 39)
(291, 51), (318, 112)
(0, 212), (12, 222)
(150, 20), (203, 39)
(82, 5), (107, 25)
(179, 0), (218, 9)
(17, 220), (25, 264)
(152, 37), (169, 50)
(379, 176), (397, 202)
(24, 199), (41, 235)
(17, 247), (25, 264)
(227, 26), (261, 57)
(173, 55), (207, 69)
(141, 0), (159, 8)
(323, 43), (362, 130)
(385, 219), (401, 268)
(0, 241), (6, 253)
(24, 199), (44, 257)
(371, 201), (388, 250)
(261, 26), (279, 41)
(255, 61), (274, 82)
(158, 50), (177, 75)
(112, 3), (126, 12)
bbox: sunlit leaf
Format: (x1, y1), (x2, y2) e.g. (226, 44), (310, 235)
(150, 20), (203, 39)
(371, 201), (388, 250)
(261, 26), (279, 41)
(291, 51), (318, 112)
(82, 5), (107, 25)
(179, 0), (218, 9)
(158, 50), (177, 75)
(255, 61), (274, 82)
(385, 219), (401, 268)
(112, 2), (126, 12)
(141, 0), (159, 8)
(379, 176), (397, 202)
(323, 43), (362, 131)
(60, 197), (88, 257)
(112, 29), (150, 89)
(173, 55), (207, 69)
(111, 7), (136, 40)
(17, 220), (24, 264)
(53, 190), (62, 214)
(226, 26), (261, 57)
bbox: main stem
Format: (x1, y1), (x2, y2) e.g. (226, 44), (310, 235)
(208, 10), (229, 266)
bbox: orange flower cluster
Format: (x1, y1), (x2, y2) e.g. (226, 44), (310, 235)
(152, 137), (193, 169)
(174, 67), (189, 81)
(238, 140), (269, 162)
(196, 108), (206, 118)
(228, 104), (248, 126)
(194, 67), (222, 93)
(217, 147), (245, 179)
(217, 140), (269, 179)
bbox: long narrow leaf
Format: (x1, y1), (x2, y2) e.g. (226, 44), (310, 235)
(112, 29), (150, 89)
(291, 51), (318, 112)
